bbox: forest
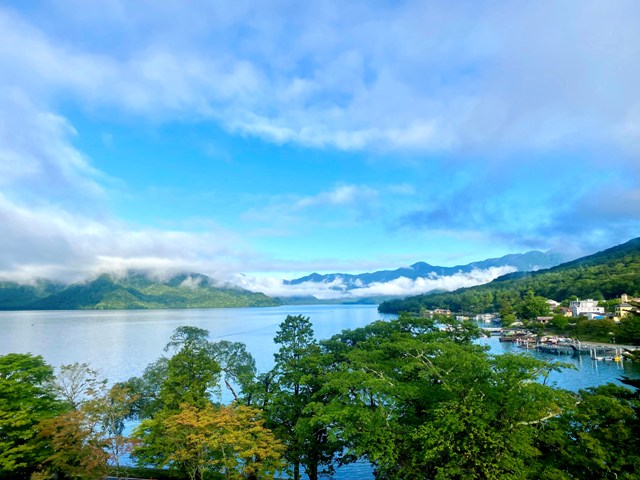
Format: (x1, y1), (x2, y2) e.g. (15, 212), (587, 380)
(1, 314), (639, 480)
(379, 238), (640, 316)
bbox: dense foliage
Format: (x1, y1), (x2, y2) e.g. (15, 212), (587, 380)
(1, 315), (640, 479)
(379, 237), (640, 314)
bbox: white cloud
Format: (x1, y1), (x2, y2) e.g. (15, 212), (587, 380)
(1, 0), (639, 284)
(0, 192), (254, 284)
(295, 184), (379, 209)
(237, 266), (517, 300)
(347, 266), (516, 297)
(233, 275), (348, 300)
(3, 2), (640, 154)
(179, 275), (205, 289)
(0, 91), (105, 204)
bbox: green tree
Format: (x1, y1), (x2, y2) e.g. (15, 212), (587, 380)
(210, 340), (257, 402)
(134, 327), (222, 473)
(265, 315), (336, 480)
(159, 343), (221, 411)
(537, 384), (640, 478)
(84, 384), (139, 478)
(617, 315), (640, 345)
(550, 314), (569, 331)
(312, 314), (571, 479)
(499, 301), (517, 326)
(0, 353), (63, 478)
(517, 291), (550, 321)
(119, 356), (169, 419)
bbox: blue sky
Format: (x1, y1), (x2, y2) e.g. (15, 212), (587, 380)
(1, 1), (640, 296)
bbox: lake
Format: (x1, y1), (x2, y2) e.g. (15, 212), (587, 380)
(1, 305), (639, 479)
(0, 305), (395, 385)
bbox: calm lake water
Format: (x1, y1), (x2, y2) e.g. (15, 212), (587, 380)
(1, 305), (639, 479)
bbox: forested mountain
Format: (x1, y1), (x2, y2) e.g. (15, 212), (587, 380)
(0, 273), (279, 310)
(379, 237), (640, 314)
(287, 249), (570, 290)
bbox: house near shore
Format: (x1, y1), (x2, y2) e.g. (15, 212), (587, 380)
(474, 313), (495, 323)
(420, 307), (452, 318)
(546, 299), (560, 309)
(570, 298), (605, 319)
(536, 316), (553, 324)
(615, 294), (640, 319)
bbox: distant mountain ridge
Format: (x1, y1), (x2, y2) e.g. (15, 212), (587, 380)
(285, 250), (571, 290)
(0, 272), (279, 310)
(378, 237), (640, 314)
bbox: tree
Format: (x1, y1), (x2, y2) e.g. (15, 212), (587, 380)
(160, 403), (286, 480)
(49, 362), (105, 410)
(617, 315), (640, 345)
(265, 315), (336, 480)
(34, 409), (108, 480)
(537, 384), (640, 478)
(120, 356), (169, 419)
(499, 301), (517, 326)
(310, 314), (571, 479)
(517, 291), (550, 321)
(133, 326), (223, 475)
(550, 314), (569, 331)
(84, 384), (140, 478)
(159, 343), (221, 411)
(0, 353), (63, 478)
(210, 340), (257, 402)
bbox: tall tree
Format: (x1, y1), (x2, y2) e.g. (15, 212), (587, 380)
(0, 353), (63, 479)
(210, 340), (257, 402)
(266, 315), (336, 480)
(134, 327), (222, 473)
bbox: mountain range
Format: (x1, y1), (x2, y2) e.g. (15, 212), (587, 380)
(0, 249), (576, 310)
(285, 249), (572, 291)
(379, 237), (640, 314)
(0, 273), (279, 310)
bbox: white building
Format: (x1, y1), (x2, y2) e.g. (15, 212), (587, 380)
(546, 299), (560, 309)
(569, 299), (605, 318)
(474, 313), (495, 323)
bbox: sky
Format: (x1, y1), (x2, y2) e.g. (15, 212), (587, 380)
(1, 0), (640, 297)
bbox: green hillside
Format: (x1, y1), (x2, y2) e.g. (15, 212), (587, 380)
(379, 237), (640, 314)
(0, 273), (280, 310)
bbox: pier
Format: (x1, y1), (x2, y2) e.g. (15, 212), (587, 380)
(495, 330), (639, 360)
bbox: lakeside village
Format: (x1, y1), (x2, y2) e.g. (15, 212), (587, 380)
(421, 294), (640, 362)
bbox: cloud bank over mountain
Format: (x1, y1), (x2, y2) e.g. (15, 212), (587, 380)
(235, 266), (517, 300)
